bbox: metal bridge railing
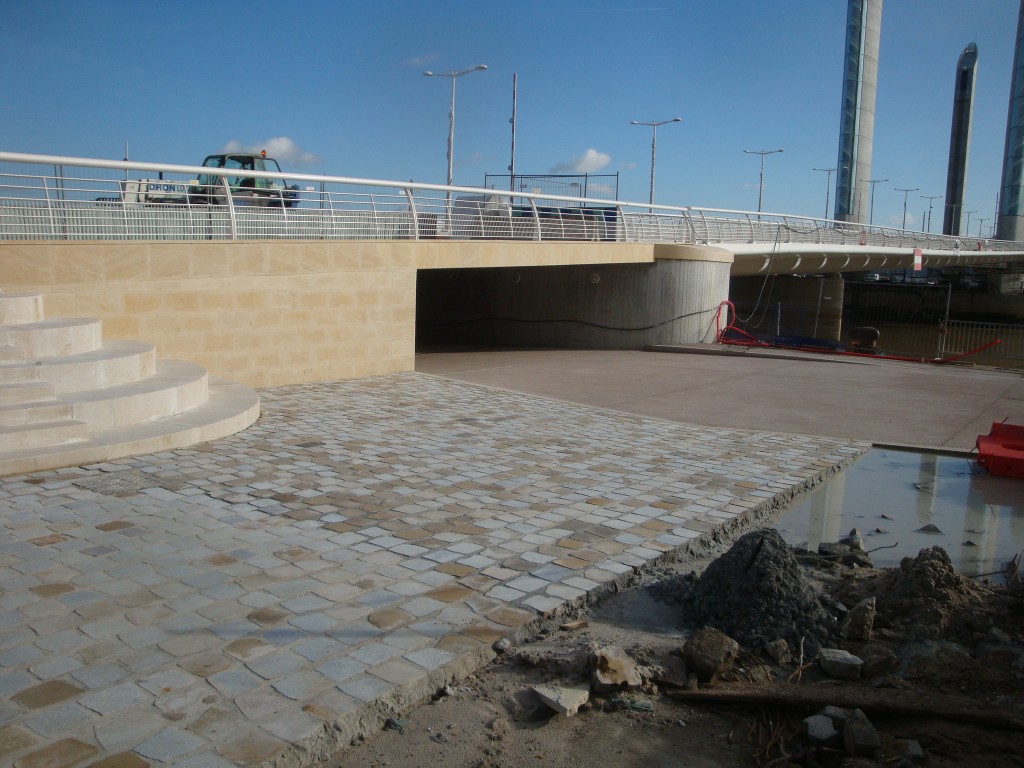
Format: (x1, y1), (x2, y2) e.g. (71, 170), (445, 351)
(1, 151), (1022, 253)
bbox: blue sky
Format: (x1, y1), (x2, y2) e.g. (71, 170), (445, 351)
(0, 0), (1018, 233)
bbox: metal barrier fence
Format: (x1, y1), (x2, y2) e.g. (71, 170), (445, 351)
(940, 320), (1024, 364)
(3, 151), (1024, 253)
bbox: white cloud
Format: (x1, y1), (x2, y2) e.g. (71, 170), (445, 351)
(405, 53), (439, 68)
(887, 213), (916, 229)
(550, 148), (611, 174)
(219, 137), (322, 167)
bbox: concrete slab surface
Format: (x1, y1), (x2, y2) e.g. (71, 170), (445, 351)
(0, 366), (866, 767)
(417, 347), (1024, 452)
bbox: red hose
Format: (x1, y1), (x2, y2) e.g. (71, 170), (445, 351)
(712, 301), (1001, 365)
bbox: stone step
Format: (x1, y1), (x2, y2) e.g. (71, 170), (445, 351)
(67, 359), (210, 432)
(0, 380), (260, 477)
(0, 339), (157, 393)
(0, 344), (25, 362)
(0, 292), (45, 325)
(0, 380), (55, 406)
(0, 418), (89, 452)
(0, 317), (102, 358)
(0, 399), (74, 428)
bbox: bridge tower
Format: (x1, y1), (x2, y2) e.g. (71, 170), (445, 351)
(943, 43), (978, 237)
(834, 0), (883, 224)
(997, 1), (1024, 241)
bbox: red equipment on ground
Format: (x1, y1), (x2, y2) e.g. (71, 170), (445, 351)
(976, 421), (1024, 478)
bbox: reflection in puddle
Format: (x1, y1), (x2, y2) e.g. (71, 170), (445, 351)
(773, 448), (1024, 580)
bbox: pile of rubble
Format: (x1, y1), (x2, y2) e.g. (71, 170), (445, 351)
(502, 529), (1024, 767)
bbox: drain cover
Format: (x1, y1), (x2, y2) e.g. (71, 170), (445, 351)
(73, 469), (164, 496)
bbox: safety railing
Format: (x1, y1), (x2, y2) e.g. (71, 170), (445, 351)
(1, 151), (1023, 254)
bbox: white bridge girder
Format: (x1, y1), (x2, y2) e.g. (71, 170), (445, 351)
(722, 243), (1024, 276)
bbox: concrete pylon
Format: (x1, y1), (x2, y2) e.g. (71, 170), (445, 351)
(943, 43), (978, 236)
(834, 0), (883, 224)
(997, 1), (1024, 241)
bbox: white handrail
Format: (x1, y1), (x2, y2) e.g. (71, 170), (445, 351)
(0, 151), (1022, 252)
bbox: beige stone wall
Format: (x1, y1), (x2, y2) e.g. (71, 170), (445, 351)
(0, 240), (657, 387)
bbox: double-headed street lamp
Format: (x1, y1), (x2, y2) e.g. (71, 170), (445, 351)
(423, 64), (488, 190)
(866, 179), (888, 226)
(964, 210), (977, 236)
(895, 187), (919, 230)
(744, 148), (784, 213)
(920, 195), (942, 233)
(813, 167), (838, 220)
(630, 117), (682, 211)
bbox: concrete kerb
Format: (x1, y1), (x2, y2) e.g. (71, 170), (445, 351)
(255, 644), (496, 768)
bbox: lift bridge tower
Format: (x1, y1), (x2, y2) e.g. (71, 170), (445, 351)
(834, 0), (883, 224)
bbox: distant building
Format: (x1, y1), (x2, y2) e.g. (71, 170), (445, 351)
(943, 43), (978, 237)
(997, 0), (1024, 241)
(834, 0), (883, 223)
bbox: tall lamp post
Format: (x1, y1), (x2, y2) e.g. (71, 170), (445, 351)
(964, 210), (976, 237)
(423, 64), (488, 192)
(630, 117), (682, 211)
(743, 148), (784, 214)
(920, 195), (942, 233)
(866, 178), (888, 226)
(895, 187), (919, 230)
(813, 166), (839, 220)
(976, 217), (989, 238)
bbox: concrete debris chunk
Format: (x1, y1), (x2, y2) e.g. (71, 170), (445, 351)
(803, 714), (841, 747)
(763, 638), (792, 665)
(818, 647), (863, 680)
(858, 643), (899, 677)
(683, 627), (740, 683)
(843, 716), (881, 757)
(839, 596), (876, 641)
(532, 682), (591, 716)
(592, 646), (642, 692)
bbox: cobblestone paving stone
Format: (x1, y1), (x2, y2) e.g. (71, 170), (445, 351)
(0, 372), (866, 767)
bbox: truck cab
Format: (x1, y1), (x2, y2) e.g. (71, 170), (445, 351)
(190, 151), (298, 207)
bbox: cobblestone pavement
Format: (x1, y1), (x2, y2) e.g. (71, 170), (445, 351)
(0, 373), (866, 767)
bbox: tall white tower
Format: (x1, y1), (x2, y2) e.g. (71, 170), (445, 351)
(834, 0), (883, 224)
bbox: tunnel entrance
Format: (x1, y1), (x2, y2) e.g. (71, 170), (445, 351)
(415, 260), (732, 353)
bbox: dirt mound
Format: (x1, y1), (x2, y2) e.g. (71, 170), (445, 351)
(677, 528), (836, 651)
(844, 546), (982, 633)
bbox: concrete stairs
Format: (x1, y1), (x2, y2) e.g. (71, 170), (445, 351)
(0, 290), (260, 477)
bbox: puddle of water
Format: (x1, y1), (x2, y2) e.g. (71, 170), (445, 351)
(772, 448), (1024, 580)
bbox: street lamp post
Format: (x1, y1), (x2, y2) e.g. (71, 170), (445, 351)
(813, 167), (838, 220)
(895, 187), (919, 230)
(920, 195), (942, 233)
(964, 210), (976, 237)
(977, 217), (989, 238)
(866, 178), (888, 226)
(744, 148), (784, 213)
(423, 65), (488, 191)
(630, 117), (682, 211)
